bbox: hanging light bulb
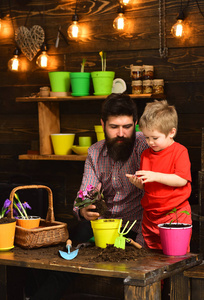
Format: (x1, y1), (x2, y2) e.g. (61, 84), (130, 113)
(171, 10), (185, 38)
(119, 0), (130, 5)
(113, 6), (127, 31)
(8, 48), (20, 71)
(67, 13), (81, 40)
(36, 43), (49, 68)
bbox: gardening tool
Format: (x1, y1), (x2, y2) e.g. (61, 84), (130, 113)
(126, 238), (142, 249)
(114, 220), (137, 250)
(59, 239), (79, 260)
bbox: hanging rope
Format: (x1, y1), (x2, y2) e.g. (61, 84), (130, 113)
(159, 0), (168, 58)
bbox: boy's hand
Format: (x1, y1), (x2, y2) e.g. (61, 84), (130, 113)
(136, 170), (157, 183)
(126, 174), (144, 190)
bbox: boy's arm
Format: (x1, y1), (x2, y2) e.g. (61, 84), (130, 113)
(135, 170), (188, 187)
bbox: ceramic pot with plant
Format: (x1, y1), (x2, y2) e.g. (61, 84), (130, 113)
(0, 199), (16, 250)
(12, 193), (40, 229)
(70, 58), (91, 96)
(158, 208), (192, 256)
(91, 51), (115, 96)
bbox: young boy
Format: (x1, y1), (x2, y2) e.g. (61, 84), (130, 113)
(126, 100), (192, 250)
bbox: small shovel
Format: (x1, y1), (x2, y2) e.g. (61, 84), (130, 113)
(59, 239), (79, 260)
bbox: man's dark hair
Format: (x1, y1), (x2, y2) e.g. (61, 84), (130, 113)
(101, 93), (138, 124)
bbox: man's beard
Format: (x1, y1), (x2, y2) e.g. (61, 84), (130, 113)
(105, 130), (135, 162)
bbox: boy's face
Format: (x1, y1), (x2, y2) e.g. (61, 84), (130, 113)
(142, 127), (176, 152)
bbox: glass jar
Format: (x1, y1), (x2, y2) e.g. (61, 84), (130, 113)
(143, 65), (154, 80)
(153, 79), (164, 94)
(143, 80), (153, 94)
(132, 80), (143, 94)
(130, 66), (143, 80)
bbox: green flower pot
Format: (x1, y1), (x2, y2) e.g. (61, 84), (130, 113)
(91, 71), (115, 96)
(70, 72), (91, 96)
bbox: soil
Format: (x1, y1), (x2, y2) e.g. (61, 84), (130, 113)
(12, 243), (154, 263)
(82, 244), (154, 262)
(161, 223), (191, 228)
(0, 217), (16, 224)
(91, 200), (108, 215)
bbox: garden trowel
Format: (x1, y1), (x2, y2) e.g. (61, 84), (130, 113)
(59, 239), (79, 260)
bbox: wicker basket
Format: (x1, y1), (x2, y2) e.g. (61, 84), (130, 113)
(9, 185), (69, 249)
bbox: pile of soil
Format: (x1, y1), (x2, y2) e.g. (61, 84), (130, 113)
(80, 244), (154, 262)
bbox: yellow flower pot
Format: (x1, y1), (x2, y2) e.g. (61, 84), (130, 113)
(91, 219), (122, 248)
(0, 219), (16, 251)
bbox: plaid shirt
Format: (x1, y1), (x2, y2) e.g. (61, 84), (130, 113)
(73, 132), (149, 245)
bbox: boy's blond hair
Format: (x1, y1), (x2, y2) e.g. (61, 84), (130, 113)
(139, 100), (178, 136)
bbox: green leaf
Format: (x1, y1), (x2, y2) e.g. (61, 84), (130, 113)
(180, 210), (190, 215)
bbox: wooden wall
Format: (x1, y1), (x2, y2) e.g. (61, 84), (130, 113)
(0, 0), (204, 240)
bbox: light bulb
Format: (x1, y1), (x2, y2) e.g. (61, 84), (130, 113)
(67, 14), (81, 40)
(8, 49), (20, 72)
(113, 13), (126, 30)
(120, 0), (130, 5)
(171, 11), (185, 38)
(171, 19), (184, 38)
(36, 51), (49, 68)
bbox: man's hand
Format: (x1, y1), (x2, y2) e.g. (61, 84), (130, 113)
(80, 205), (100, 221)
(126, 174), (144, 190)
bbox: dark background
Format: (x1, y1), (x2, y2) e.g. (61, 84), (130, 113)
(0, 0), (203, 251)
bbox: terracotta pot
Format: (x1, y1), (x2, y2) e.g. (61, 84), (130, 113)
(0, 218), (16, 250)
(16, 216), (40, 229)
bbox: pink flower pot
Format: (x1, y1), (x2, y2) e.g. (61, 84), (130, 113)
(158, 223), (192, 256)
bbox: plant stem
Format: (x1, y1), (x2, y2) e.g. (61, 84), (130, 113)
(13, 202), (25, 218)
(14, 193), (28, 219)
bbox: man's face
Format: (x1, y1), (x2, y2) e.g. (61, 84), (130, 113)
(101, 115), (136, 162)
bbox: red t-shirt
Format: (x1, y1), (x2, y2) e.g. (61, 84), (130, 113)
(141, 142), (191, 215)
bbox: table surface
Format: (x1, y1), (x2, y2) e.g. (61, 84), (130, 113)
(0, 245), (202, 286)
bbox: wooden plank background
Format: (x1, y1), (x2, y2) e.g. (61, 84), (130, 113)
(0, 0), (203, 247)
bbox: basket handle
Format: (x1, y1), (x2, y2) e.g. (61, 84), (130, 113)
(9, 185), (55, 222)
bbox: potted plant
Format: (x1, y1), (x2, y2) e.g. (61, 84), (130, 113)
(158, 208), (192, 256)
(13, 193), (40, 229)
(74, 184), (122, 248)
(74, 183), (107, 214)
(91, 51), (115, 96)
(70, 58), (91, 96)
(0, 199), (16, 250)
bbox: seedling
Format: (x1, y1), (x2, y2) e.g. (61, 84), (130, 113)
(80, 58), (86, 72)
(166, 208), (190, 225)
(99, 51), (106, 71)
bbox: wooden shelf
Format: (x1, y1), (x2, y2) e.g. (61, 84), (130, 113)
(16, 94), (165, 103)
(16, 93), (165, 161)
(18, 154), (87, 161)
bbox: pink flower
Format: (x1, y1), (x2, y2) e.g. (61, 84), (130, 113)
(86, 185), (94, 191)
(78, 190), (84, 200)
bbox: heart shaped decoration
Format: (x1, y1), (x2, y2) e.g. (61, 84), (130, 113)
(15, 25), (45, 61)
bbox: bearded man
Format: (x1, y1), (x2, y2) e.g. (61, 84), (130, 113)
(73, 93), (149, 246)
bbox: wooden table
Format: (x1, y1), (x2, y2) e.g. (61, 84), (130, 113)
(0, 245), (202, 300)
